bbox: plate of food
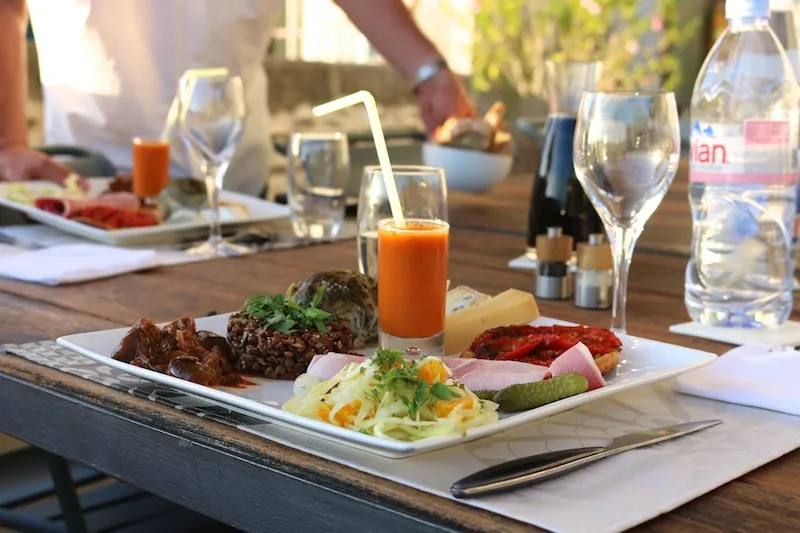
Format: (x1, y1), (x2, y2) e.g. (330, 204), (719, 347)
(423, 102), (514, 192)
(57, 271), (716, 458)
(0, 176), (290, 246)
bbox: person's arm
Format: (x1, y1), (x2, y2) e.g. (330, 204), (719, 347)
(0, 0), (78, 185)
(333, 0), (441, 81)
(333, 0), (476, 135)
(0, 0), (30, 150)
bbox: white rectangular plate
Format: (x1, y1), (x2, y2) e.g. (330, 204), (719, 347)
(0, 180), (290, 246)
(57, 315), (717, 458)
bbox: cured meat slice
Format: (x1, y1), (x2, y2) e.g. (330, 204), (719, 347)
(549, 342), (606, 391)
(35, 192), (139, 217)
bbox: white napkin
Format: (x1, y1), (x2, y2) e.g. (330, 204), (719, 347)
(675, 344), (800, 416)
(0, 244), (159, 285)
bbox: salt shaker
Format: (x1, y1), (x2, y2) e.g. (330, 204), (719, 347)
(534, 227), (573, 299)
(574, 233), (613, 309)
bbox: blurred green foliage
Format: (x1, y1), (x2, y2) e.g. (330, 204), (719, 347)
(470, 0), (700, 96)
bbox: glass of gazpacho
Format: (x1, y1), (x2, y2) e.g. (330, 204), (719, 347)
(377, 217), (449, 355)
(132, 137), (171, 204)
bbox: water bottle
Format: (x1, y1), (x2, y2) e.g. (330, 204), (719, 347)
(685, 0), (800, 328)
(769, 0), (800, 77)
(769, 0), (800, 268)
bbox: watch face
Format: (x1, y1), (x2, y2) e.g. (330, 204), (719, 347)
(414, 59), (447, 89)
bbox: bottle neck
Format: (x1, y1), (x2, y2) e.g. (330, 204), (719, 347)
(728, 16), (770, 29)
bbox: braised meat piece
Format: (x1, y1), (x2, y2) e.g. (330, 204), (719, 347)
(164, 317), (196, 335)
(196, 330), (232, 362)
(168, 351), (223, 386)
(112, 318), (177, 365)
(112, 316), (242, 387)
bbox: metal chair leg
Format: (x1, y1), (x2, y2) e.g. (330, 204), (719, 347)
(45, 453), (88, 533)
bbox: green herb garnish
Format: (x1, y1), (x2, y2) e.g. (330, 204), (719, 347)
(240, 287), (335, 334)
(367, 348), (462, 418)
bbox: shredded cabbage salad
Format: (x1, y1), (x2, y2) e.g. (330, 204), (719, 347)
(2, 173), (84, 205)
(282, 349), (498, 441)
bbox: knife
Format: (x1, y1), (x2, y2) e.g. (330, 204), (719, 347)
(451, 419), (722, 499)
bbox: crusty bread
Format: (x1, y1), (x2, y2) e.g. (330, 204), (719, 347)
(594, 350), (619, 376)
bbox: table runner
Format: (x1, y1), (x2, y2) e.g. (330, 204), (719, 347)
(0, 221), (358, 269)
(4, 341), (800, 533)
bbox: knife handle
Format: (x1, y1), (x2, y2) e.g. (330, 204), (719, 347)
(451, 446), (606, 499)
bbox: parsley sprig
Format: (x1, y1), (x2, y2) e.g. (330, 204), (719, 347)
(368, 349), (461, 418)
(241, 287), (335, 334)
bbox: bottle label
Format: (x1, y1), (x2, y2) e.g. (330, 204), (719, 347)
(689, 119), (799, 185)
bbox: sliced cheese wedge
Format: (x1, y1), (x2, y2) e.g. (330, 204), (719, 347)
(444, 288), (540, 356)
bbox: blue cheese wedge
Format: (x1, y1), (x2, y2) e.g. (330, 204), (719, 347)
(446, 286), (492, 314)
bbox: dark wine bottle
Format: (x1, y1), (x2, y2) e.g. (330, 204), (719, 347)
(526, 115), (602, 251)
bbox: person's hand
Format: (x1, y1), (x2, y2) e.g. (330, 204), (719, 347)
(416, 68), (477, 137)
(0, 145), (88, 191)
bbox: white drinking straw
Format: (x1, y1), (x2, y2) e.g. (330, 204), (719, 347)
(312, 91), (406, 228)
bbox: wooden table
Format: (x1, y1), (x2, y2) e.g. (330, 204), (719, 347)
(2, 175), (799, 532)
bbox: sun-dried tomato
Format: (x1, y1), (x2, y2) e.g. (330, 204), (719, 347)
(469, 325), (622, 365)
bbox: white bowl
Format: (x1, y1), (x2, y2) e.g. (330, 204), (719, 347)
(422, 142), (513, 193)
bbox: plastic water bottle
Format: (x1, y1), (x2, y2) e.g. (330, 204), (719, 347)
(685, 0), (800, 327)
(769, 0), (800, 77)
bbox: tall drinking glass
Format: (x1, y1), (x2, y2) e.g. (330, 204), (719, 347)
(573, 92), (680, 333)
(377, 218), (450, 356)
(286, 132), (350, 240)
(357, 165), (448, 278)
(178, 74), (247, 257)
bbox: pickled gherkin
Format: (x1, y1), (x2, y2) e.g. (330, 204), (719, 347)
(472, 390), (499, 402)
(493, 373), (588, 412)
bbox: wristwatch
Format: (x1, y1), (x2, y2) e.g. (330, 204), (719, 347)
(412, 58), (448, 93)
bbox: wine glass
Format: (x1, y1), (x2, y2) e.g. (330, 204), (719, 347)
(573, 91), (680, 333)
(178, 74), (248, 257)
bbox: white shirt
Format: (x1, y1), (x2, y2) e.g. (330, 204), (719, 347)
(27, 0), (283, 196)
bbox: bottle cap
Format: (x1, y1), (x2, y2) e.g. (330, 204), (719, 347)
(726, 0), (770, 19)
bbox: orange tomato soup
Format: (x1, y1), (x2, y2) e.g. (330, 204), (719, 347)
(377, 219), (449, 339)
(132, 138), (170, 198)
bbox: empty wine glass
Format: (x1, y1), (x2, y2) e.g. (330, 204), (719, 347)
(178, 73), (248, 257)
(573, 91), (680, 333)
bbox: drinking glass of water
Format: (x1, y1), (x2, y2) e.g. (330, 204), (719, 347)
(573, 91), (680, 334)
(357, 165), (448, 278)
(286, 132), (350, 240)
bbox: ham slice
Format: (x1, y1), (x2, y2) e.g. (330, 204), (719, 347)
(444, 358), (551, 391)
(549, 342), (606, 391)
(35, 192), (139, 217)
(305, 353), (551, 391)
(306, 353), (362, 380)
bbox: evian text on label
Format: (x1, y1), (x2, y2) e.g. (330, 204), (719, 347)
(689, 119), (798, 185)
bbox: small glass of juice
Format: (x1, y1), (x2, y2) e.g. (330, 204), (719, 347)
(132, 138), (171, 204)
(377, 217), (449, 356)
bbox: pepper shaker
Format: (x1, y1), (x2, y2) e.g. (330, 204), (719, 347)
(574, 233), (613, 309)
(534, 227), (574, 299)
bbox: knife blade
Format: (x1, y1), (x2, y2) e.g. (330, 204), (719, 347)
(451, 419), (722, 499)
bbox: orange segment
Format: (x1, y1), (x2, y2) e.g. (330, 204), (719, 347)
(419, 359), (447, 384)
(435, 396), (475, 418)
